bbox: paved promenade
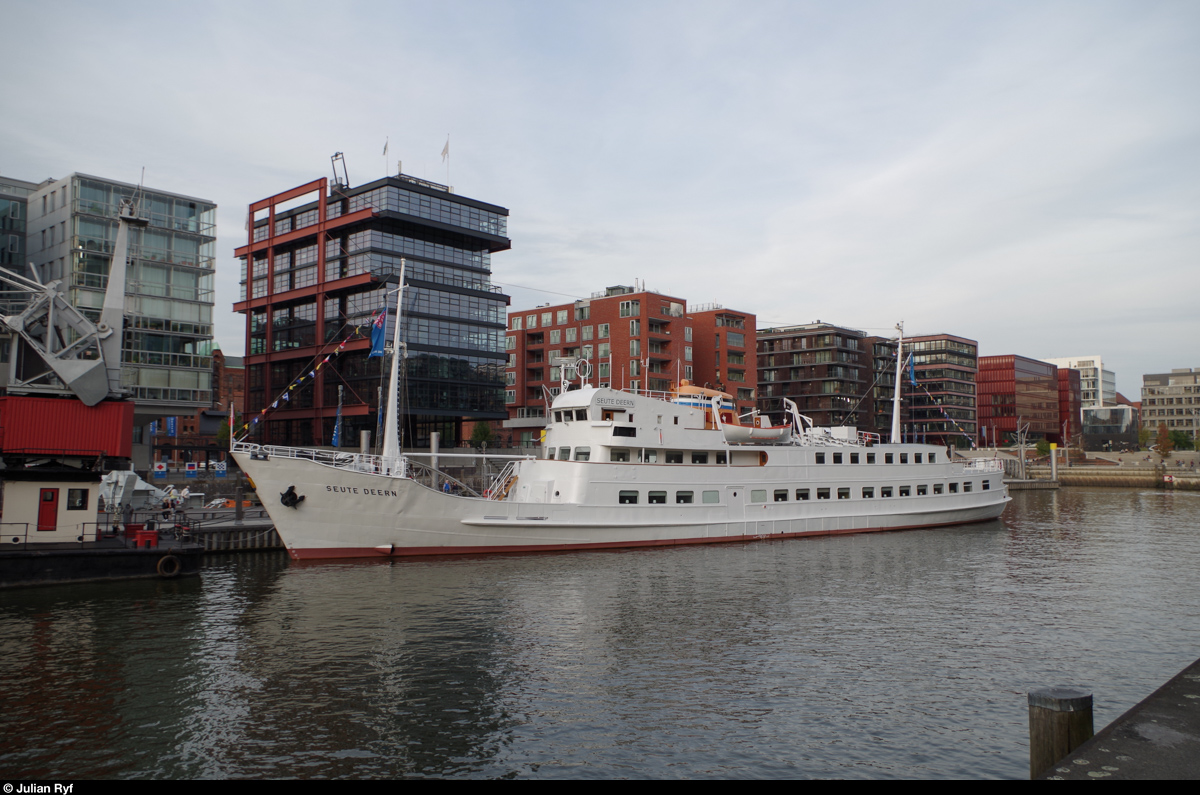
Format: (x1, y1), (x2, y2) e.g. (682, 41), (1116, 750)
(1039, 656), (1200, 779)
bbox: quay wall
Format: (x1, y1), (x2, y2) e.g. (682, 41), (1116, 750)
(1022, 467), (1200, 491)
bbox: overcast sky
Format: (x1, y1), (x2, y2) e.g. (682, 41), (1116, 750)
(3, 0), (1196, 396)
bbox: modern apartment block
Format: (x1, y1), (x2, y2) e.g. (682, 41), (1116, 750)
(234, 174), (511, 449)
(756, 323), (896, 436)
(0, 174), (37, 281)
(1141, 368), (1199, 442)
(976, 355), (1060, 446)
(902, 333), (978, 448)
(502, 287), (755, 445)
(1058, 367), (1083, 444)
(1041, 356), (1115, 408)
(22, 174), (217, 421)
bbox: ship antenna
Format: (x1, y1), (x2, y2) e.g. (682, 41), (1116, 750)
(890, 321), (904, 443)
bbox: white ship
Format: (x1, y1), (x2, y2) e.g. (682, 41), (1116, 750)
(232, 275), (1008, 560)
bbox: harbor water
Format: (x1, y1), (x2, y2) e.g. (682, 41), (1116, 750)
(2, 487), (1199, 779)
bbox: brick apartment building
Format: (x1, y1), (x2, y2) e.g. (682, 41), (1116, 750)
(756, 323), (897, 436)
(501, 286), (755, 445)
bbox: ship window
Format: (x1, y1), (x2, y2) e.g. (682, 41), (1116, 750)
(67, 489), (89, 510)
(648, 491), (667, 504)
(833, 453), (843, 464)
(796, 489), (810, 501)
(676, 491), (694, 504)
(559, 447), (571, 460)
(774, 489), (788, 502)
(545, 448), (555, 460)
(949, 482), (958, 493)
(815, 453), (826, 464)
(574, 447), (591, 461)
(716, 452), (727, 464)
(917, 485), (928, 496)
(934, 484), (944, 494)
(674, 417), (679, 425)
(751, 490), (767, 503)
(982, 480), (990, 490)
(613, 427), (637, 437)
(867, 454), (876, 464)
(885, 453), (894, 464)
(666, 451), (683, 464)
(640, 449), (658, 463)
(619, 491), (638, 504)
(702, 490), (720, 504)
(837, 488), (850, 500)
(575, 409), (588, 421)
(692, 452), (708, 464)
(850, 453), (859, 464)
(817, 488), (831, 500)
(862, 487), (874, 499)
(900, 453), (908, 464)
(555, 411), (563, 422)
(929, 453), (936, 463)
(899, 486), (911, 497)
(914, 453), (923, 463)
(963, 482), (973, 492)
(610, 448), (630, 462)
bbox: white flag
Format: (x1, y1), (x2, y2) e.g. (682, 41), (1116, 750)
(441, 138), (449, 162)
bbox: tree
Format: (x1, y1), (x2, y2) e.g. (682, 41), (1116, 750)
(1035, 439), (1051, 457)
(470, 421), (496, 446)
(1156, 423), (1174, 458)
(1138, 426), (1152, 450)
(1168, 430), (1195, 451)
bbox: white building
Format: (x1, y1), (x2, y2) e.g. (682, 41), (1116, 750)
(1042, 356), (1115, 408)
(1141, 368), (1199, 441)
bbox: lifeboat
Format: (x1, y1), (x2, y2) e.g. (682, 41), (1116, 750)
(673, 381), (793, 444)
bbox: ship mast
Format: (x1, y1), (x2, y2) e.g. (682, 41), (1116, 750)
(381, 259), (406, 471)
(891, 321), (903, 444)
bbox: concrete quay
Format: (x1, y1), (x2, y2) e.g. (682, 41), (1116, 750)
(1038, 656), (1200, 780)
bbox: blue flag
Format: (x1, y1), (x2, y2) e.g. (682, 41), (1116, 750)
(331, 404), (343, 447)
(368, 306), (387, 358)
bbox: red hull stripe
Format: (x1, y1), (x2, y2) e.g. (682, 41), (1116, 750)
(284, 516), (998, 561)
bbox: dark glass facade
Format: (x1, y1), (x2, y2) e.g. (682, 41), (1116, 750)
(976, 355), (1058, 445)
(235, 175), (510, 448)
(903, 334), (978, 447)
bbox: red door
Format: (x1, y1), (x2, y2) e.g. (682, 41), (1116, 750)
(38, 489), (59, 532)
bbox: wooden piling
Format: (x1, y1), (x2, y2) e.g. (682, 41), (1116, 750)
(1028, 687), (1094, 778)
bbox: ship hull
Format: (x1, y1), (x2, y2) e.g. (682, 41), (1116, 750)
(233, 451), (1010, 561)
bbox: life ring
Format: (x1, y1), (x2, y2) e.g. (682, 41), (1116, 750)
(575, 359), (591, 380)
(157, 554), (182, 578)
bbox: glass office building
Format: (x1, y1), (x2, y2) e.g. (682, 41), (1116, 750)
(23, 174), (217, 413)
(235, 175), (510, 448)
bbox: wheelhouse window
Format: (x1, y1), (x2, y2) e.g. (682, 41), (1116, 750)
(648, 491), (667, 504)
(67, 489), (89, 510)
(558, 447), (570, 460)
(613, 426), (637, 437)
(619, 491), (638, 504)
(574, 447), (591, 461)
(575, 409), (588, 421)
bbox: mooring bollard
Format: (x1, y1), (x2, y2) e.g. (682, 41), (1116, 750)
(1028, 687), (1094, 778)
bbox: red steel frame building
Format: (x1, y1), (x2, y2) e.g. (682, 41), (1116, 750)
(502, 286), (755, 445)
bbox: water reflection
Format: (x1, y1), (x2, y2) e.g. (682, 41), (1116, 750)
(2, 488), (1199, 779)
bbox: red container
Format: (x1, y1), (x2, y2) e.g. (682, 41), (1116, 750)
(0, 396), (134, 458)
